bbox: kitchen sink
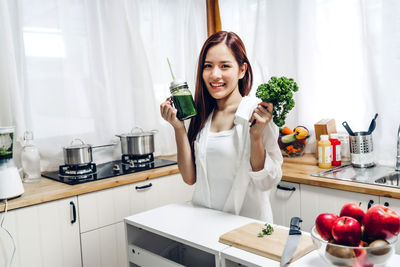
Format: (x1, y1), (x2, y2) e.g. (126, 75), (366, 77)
(374, 172), (400, 187)
(311, 164), (400, 188)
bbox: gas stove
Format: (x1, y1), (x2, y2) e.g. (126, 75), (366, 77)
(42, 156), (176, 185)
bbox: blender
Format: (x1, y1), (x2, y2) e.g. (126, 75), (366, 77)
(0, 126), (24, 200)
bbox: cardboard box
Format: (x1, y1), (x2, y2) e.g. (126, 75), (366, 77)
(314, 119), (337, 158)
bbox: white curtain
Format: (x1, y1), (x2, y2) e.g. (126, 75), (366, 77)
(0, 0), (26, 136)
(220, 0), (400, 166)
(0, 0), (207, 171)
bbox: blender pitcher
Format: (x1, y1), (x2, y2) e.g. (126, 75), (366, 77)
(0, 126), (24, 200)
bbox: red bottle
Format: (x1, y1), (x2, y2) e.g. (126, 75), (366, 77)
(329, 133), (341, 166)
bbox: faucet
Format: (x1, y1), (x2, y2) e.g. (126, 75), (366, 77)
(397, 124), (400, 171)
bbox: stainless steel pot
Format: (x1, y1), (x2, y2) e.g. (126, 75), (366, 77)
(116, 127), (158, 156)
(63, 139), (115, 166)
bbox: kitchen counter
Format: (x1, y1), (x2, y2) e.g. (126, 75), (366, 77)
(125, 203), (400, 266)
(282, 154), (400, 199)
(2, 153), (400, 212)
(0, 155), (179, 211)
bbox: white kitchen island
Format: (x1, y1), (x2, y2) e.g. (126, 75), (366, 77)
(124, 203), (400, 267)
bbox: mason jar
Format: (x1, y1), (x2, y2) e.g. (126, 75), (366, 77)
(169, 80), (197, 120)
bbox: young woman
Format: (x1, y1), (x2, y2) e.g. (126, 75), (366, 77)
(160, 31), (282, 222)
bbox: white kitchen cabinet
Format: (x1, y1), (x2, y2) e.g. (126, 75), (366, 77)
(300, 184), (379, 232)
(78, 173), (193, 267)
(269, 181), (301, 227)
(379, 197), (400, 253)
(0, 197), (81, 267)
(78, 182), (133, 233)
(81, 222), (127, 267)
(78, 173), (193, 233)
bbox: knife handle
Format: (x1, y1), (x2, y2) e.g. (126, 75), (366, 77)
(289, 217), (302, 235)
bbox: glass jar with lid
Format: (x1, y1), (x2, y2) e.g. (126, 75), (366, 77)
(21, 131), (41, 183)
(337, 132), (351, 162)
(169, 80), (197, 120)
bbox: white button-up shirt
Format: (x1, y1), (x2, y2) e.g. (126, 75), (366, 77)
(192, 96), (283, 222)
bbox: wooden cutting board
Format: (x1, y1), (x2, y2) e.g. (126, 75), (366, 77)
(219, 222), (316, 263)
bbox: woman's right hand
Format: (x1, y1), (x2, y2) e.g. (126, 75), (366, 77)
(160, 98), (185, 129)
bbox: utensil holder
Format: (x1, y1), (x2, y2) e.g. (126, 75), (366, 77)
(349, 132), (374, 168)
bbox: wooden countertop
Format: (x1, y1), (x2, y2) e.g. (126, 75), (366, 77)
(1, 156), (179, 212)
(2, 154), (400, 212)
(282, 160), (400, 199)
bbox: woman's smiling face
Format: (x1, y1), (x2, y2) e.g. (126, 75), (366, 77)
(202, 43), (247, 100)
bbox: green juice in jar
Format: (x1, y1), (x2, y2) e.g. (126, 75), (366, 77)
(170, 81), (197, 120)
(0, 127), (14, 160)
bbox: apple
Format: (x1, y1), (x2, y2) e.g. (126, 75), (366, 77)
(340, 202), (365, 224)
(363, 204), (400, 240)
(315, 213), (339, 240)
(331, 216), (362, 246)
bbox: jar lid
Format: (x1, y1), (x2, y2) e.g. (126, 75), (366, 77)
(330, 133), (339, 139)
(320, 135), (329, 141)
(24, 131), (34, 141)
(169, 79), (188, 91)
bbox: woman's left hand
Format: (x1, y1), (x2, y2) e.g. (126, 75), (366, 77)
(249, 102), (273, 139)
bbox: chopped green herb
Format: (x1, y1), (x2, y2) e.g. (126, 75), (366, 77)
(257, 224), (274, 237)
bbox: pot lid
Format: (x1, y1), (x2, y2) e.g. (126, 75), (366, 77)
(118, 127), (158, 137)
(64, 138), (91, 149)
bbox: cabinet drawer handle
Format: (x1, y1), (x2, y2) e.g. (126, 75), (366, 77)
(135, 183), (152, 190)
(384, 202), (390, 207)
(70, 201), (77, 224)
(368, 199), (374, 209)
(277, 184), (296, 191)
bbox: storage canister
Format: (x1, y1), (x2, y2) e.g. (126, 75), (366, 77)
(21, 131), (41, 183)
(349, 132), (374, 168)
(337, 133), (350, 162)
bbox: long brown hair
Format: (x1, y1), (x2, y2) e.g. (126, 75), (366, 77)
(187, 31), (253, 155)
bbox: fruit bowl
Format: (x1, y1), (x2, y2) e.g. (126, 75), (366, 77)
(278, 126), (309, 158)
(311, 226), (397, 267)
(278, 137), (308, 158)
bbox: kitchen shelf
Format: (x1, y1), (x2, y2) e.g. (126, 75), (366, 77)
(126, 224), (216, 266)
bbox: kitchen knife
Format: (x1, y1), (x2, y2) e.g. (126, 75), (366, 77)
(280, 217), (302, 266)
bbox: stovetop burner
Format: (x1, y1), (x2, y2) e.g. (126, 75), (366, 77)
(42, 158), (176, 185)
(59, 163), (97, 177)
(121, 154), (154, 169)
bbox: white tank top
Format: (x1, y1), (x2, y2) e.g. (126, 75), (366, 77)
(206, 128), (238, 210)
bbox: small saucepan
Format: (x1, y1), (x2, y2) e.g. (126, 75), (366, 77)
(116, 127), (158, 156)
(63, 139), (115, 166)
